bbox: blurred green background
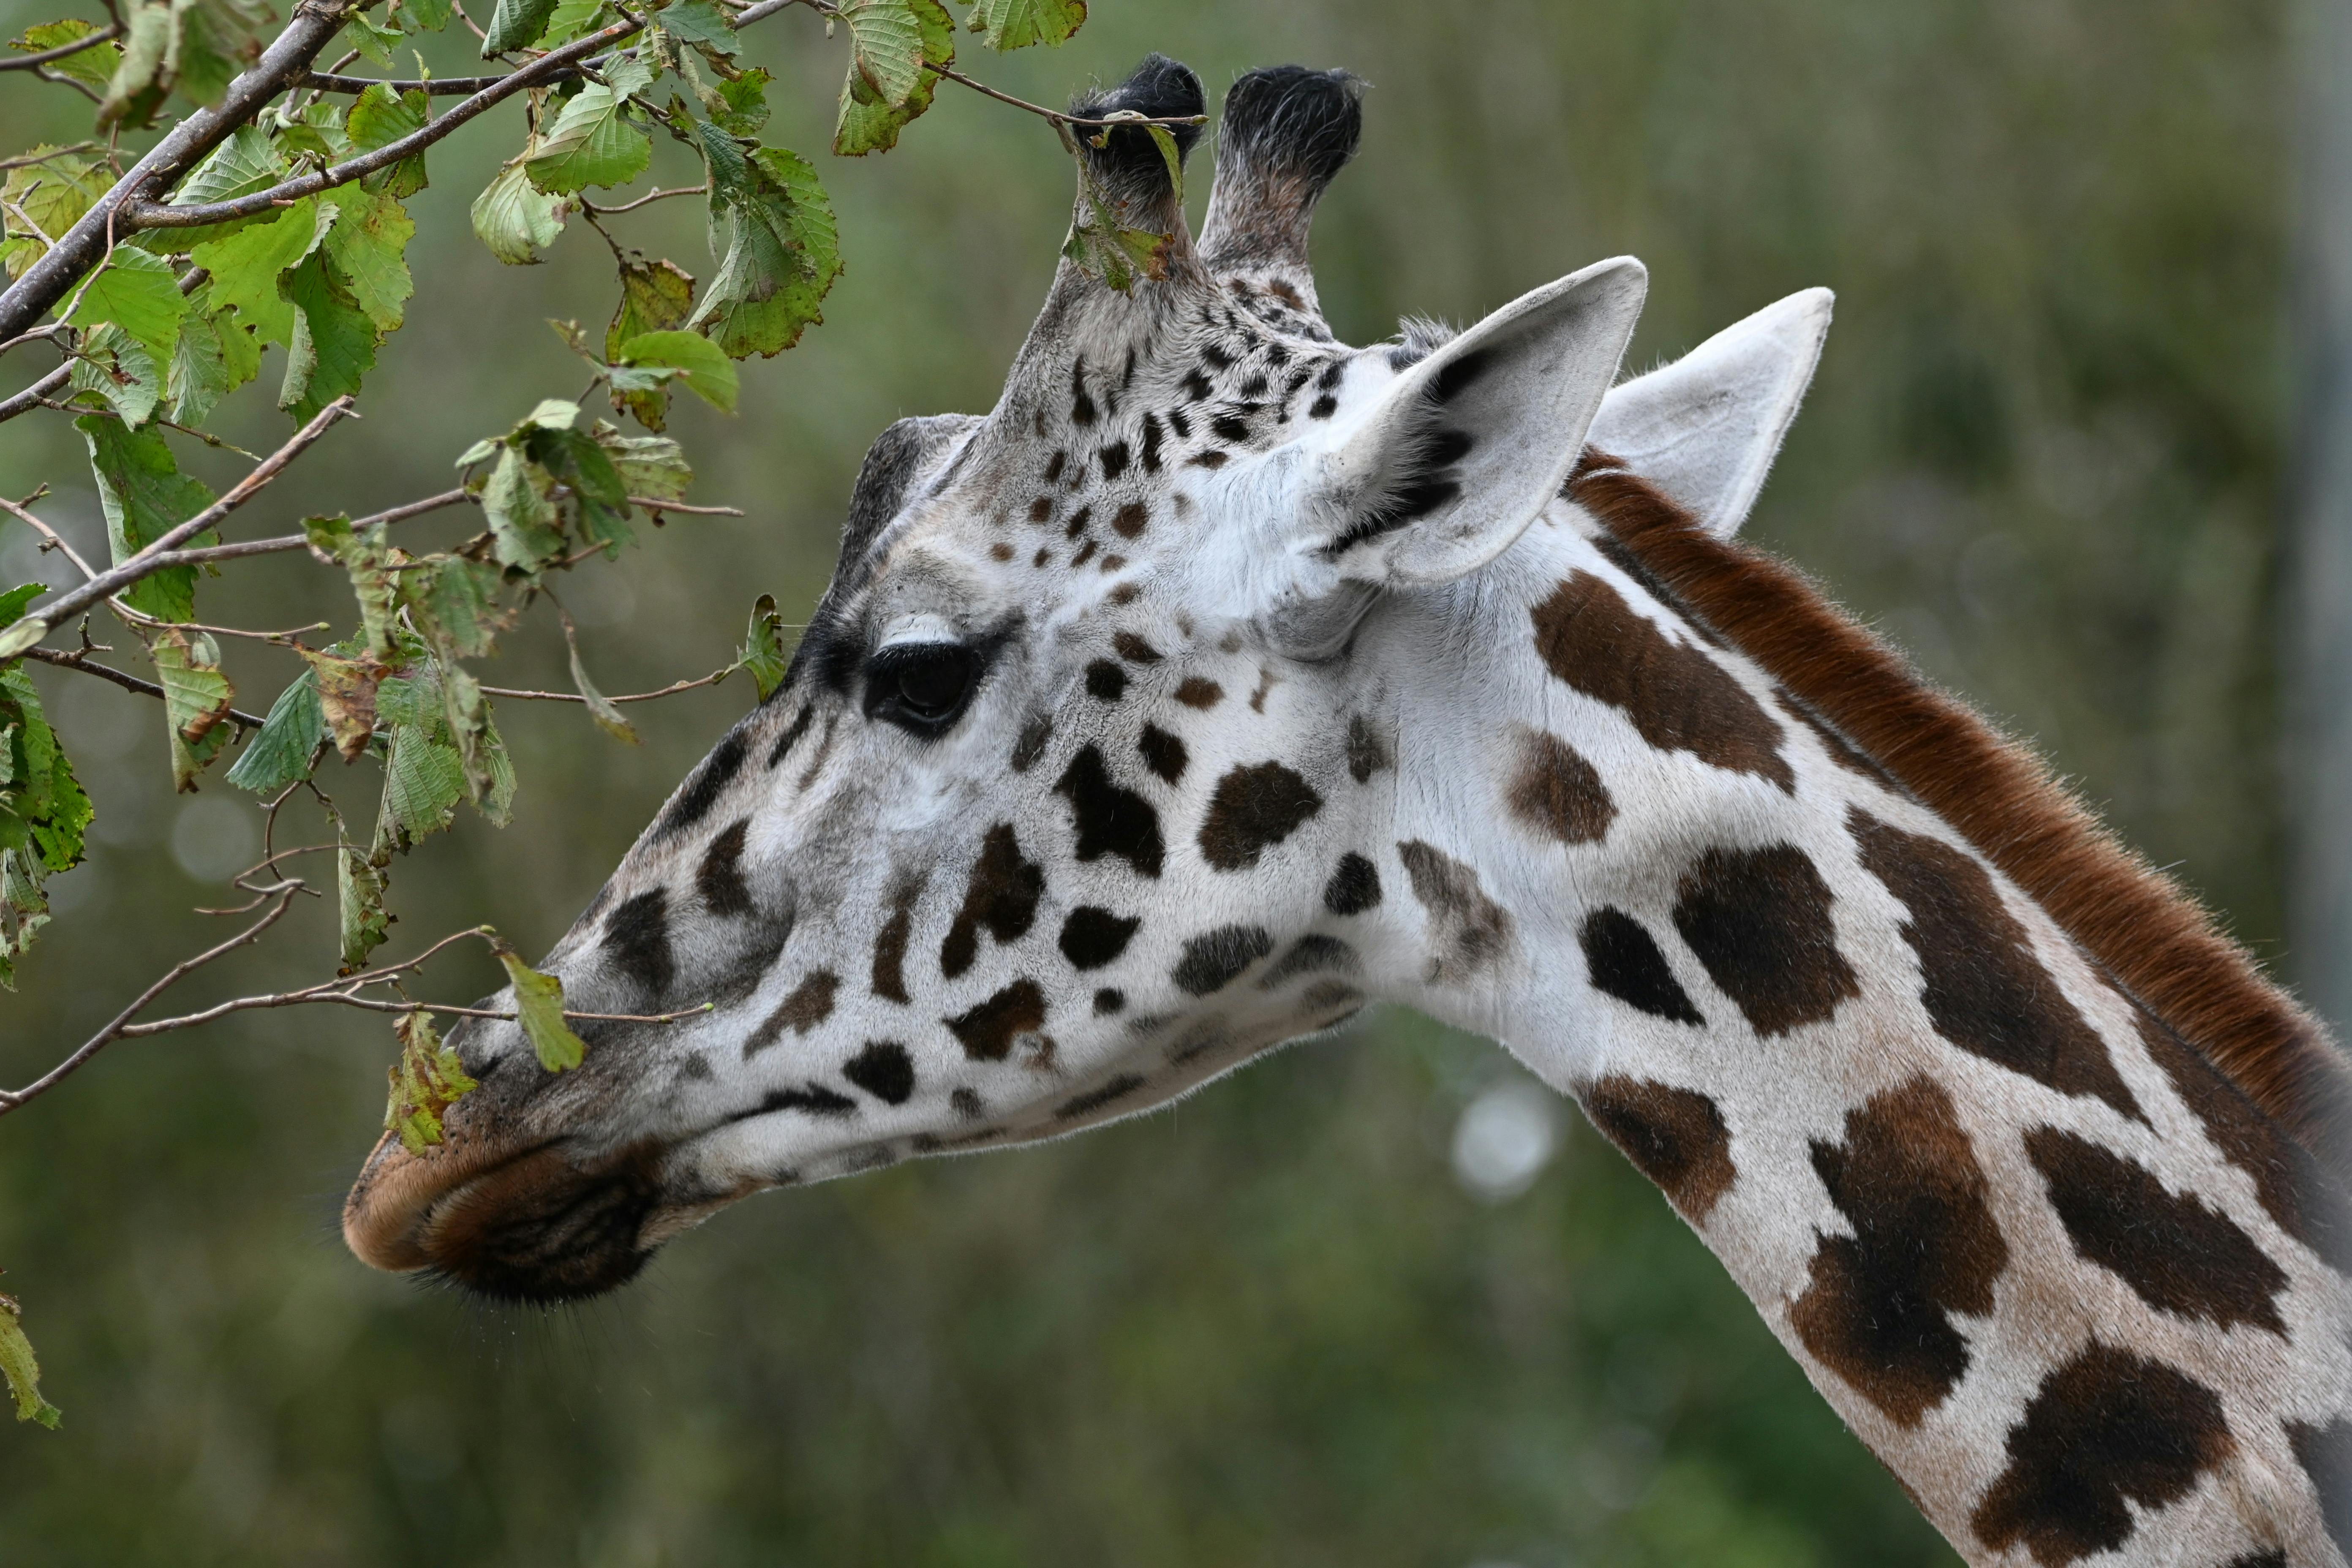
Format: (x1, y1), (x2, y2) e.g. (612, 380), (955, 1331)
(0, 0), (2295, 1563)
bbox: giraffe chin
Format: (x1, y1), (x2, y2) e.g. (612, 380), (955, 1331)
(342, 1129), (669, 1303)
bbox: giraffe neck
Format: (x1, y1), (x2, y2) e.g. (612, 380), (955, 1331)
(1361, 500), (2352, 1567)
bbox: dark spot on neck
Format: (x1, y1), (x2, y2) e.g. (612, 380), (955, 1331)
(1671, 843), (1857, 1036)
(1059, 906), (1140, 969)
(744, 969), (838, 1057)
(1099, 441), (1131, 481)
(1345, 714), (1391, 784)
(871, 883), (920, 1003)
(1175, 677), (1222, 709)
(939, 824), (1044, 980)
(1111, 501), (1149, 538)
(1054, 745), (1165, 877)
(766, 704), (814, 769)
(843, 1040), (915, 1105)
(697, 818), (756, 917)
(1172, 925), (1273, 995)
(945, 978), (1047, 1061)
(1070, 359), (1096, 426)
(1010, 713), (1053, 772)
(1396, 840), (1511, 980)
(1582, 1077), (1734, 1221)
(1057, 1073), (1147, 1120)
(659, 729), (750, 837)
(1509, 729), (1616, 845)
(1199, 761), (1323, 871)
(1085, 659), (1127, 701)
(1580, 909), (1702, 1024)
(1140, 413), (1165, 472)
(603, 890), (674, 997)
(1323, 852), (1381, 915)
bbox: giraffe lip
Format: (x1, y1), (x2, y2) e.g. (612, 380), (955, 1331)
(341, 1128), (555, 1273)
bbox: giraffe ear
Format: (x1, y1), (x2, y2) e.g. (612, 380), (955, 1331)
(1586, 288), (1834, 538)
(1320, 256), (1648, 587)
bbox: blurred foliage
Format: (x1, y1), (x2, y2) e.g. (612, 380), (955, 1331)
(0, 0), (2294, 1562)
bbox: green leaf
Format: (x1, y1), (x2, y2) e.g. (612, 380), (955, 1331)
(0, 656), (92, 975)
(833, 0), (949, 154)
(101, 0), (174, 128)
(493, 939), (585, 1071)
(841, 0), (949, 107)
(373, 710), (466, 849)
(400, 0), (455, 32)
(471, 163), (569, 265)
(526, 424), (632, 553)
(597, 428), (692, 501)
(407, 556), (507, 660)
(565, 635), (638, 743)
(384, 1009), (477, 1152)
(338, 7), (402, 67)
(224, 670), (325, 793)
(305, 511), (400, 662)
(0, 1293), (62, 1429)
(1062, 175), (1172, 295)
(67, 323), (164, 427)
(605, 256), (695, 427)
(526, 80), (653, 194)
(709, 66), (769, 136)
(168, 283), (261, 426)
(191, 196), (332, 348)
(324, 185), (414, 332)
(688, 145), (841, 357)
(2, 148), (108, 280)
(965, 0), (1083, 48)
(739, 592), (785, 699)
(481, 0), (558, 54)
(346, 83), (430, 198)
(147, 626), (235, 792)
(654, 0), (735, 55)
(149, 125), (283, 248)
(615, 329), (737, 413)
(0, 585), (41, 631)
(336, 838), (391, 969)
(77, 414), (216, 620)
(536, 0), (604, 46)
(67, 246), (186, 368)
(479, 446), (563, 571)
(13, 18), (121, 88)
(278, 251), (378, 421)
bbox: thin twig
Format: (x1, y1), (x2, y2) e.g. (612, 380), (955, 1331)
(628, 497), (741, 516)
(930, 63), (1209, 131)
(0, 142), (104, 171)
(297, 68), (569, 94)
(0, 883), (304, 1115)
(582, 182), (704, 216)
(0, 22), (123, 71)
(481, 665), (734, 705)
(126, 486), (474, 567)
(0, 397), (357, 653)
(21, 646), (270, 728)
(117, 992), (712, 1034)
(0, 493), (98, 578)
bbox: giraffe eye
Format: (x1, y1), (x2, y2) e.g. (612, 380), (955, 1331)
(864, 642), (982, 736)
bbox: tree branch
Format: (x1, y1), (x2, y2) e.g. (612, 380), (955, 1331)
(297, 67), (569, 94)
(122, 485), (474, 567)
(0, 396), (357, 659)
(482, 665), (735, 704)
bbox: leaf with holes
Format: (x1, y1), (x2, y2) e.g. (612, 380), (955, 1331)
(193, 196), (332, 348)
(77, 414), (216, 620)
(471, 163), (569, 265)
(304, 649), (384, 762)
(279, 252), (378, 422)
(12, 18), (120, 87)
(0, 1293), (60, 1430)
(494, 939), (585, 1071)
(739, 592), (785, 699)
(147, 627), (235, 792)
(346, 83), (430, 198)
(597, 427), (692, 503)
(304, 514), (399, 661)
(406, 556), (508, 662)
(67, 324), (163, 427)
(385, 1009), (478, 1152)
(1062, 176), (1171, 295)
(964, 0), (1083, 48)
(224, 670), (326, 793)
(688, 145), (841, 357)
(526, 74), (653, 195)
(604, 257), (695, 427)
(324, 186), (414, 332)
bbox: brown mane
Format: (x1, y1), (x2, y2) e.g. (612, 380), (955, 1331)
(1569, 453), (2352, 1170)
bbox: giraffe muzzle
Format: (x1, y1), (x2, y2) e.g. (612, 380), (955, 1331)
(342, 1127), (667, 1302)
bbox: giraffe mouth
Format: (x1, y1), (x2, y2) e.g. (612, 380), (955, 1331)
(342, 1128), (667, 1302)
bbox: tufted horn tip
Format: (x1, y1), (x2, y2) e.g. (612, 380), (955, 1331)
(1068, 53), (1206, 222)
(1201, 65), (1365, 272)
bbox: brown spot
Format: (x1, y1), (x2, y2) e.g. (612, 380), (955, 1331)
(1323, 852), (1380, 915)
(1028, 496), (1054, 524)
(1107, 583), (1141, 607)
(1582, 1076), (1733, 1221)
(1529, 571), (1793, 790)
(1043, 450), (1065, 484)
(1137, 724), (1187, 784)
(1345, 714), (1390, 784)
(938, 824), (1044, 981)
(2025, 1125), (2287, 1333)
(1248, 667), (1277, 712)
(1113, 631), (1161, 664)
(1175, 677), (1223, 709)
(696, 818), (755, 917)
(1100, 554), (1127, 572)
(1851, 809), (2142, 1121)
(1189, 450), (1228, 470)
(1031, 547), (1050, 568)
(1057, 1073), (1148, 1120)
(1065, 504), (1092, 538)
(1010, 713), (1052, 773)
(1171, 926), (1273, 995)
(990, 542), (1015, 561)
(744, 970), (838, 1057)
(1112, 502), (1149, 538)
(1071, 539), (1098, 568)
(1790, 1077), (2008, 1427)
(1508, 729), (1616, 845)
(1671, 843), (1858, 1036)
(1580, 908), (1701, 1024)
(871, 883), (919, 1003)
(945, 978), (1048, 1062)
(1971, 1345), (2233, 1566)
(1397, 840), (1512, 980)
(1199, 762), (1323, 871)
(2133, 1008), (2351, 1272)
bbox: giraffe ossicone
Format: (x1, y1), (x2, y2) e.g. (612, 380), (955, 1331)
(343, 54), (2352, 1568)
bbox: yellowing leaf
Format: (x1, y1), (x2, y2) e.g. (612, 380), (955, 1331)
(12, 18), (120, 88)
(0, 1291), (61, 1429)
(384, 1010), (477, 1152)
(147, 626), (235, 792)
(493, 939), (585, 1071)
(471, 163), (569, 265)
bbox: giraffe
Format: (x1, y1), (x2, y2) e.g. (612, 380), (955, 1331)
(341, 56), (2352, 1566)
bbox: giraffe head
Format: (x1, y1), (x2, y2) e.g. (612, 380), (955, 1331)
(342, 57), (1834, 1301)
